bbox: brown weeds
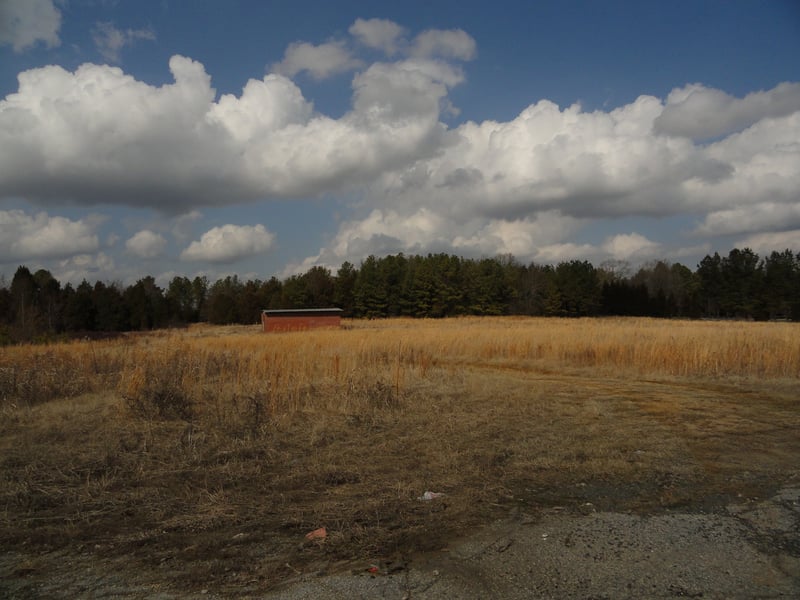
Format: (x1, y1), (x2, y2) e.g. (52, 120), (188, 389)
(1, 318), (799, 593)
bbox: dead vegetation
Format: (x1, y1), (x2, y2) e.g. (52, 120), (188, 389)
(1, 317), (799, 595)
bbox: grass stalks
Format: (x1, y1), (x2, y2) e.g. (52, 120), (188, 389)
(1, 317), (798, 593)
(2, 318), (797, 414)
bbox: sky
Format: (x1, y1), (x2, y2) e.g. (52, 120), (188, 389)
(1, 0), (799, 286)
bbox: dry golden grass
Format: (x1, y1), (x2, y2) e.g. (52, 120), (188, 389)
(1, 317), (799, 594)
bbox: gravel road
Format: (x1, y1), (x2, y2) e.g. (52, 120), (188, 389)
(266, 487), (800, 599)
(2, 487), (798, 599)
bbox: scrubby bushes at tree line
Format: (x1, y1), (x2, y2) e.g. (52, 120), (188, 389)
(1, 247), (798, 343)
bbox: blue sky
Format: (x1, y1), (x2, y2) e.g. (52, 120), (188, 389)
(1, 0), (799, 286)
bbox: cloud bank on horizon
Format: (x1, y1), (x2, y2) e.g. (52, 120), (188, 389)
(1, 1), (799, 285)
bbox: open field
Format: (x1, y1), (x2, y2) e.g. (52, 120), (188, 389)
(1, 317), (799, 596)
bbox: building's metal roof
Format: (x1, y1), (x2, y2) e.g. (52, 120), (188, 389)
(262, 308), (343, 315)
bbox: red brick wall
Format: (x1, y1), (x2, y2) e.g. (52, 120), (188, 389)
(262, 314), (341, 332)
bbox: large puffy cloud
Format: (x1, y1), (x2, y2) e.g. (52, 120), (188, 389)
(363, 95), (705, 222)
(442, 88), (796, 227)
(329, 208), (453, 258)
(0, 48), (462, 212)
(0, 56), (224, 211)
(297, 204), (665, 270)
(452, 212), (582, 258)
(683, 111), (800, 210)
(695, 202), (800, 236)
(654, 82), (800, 140)
(351, 59), (463, 121)
(126, 230), (167, 259)
(0, 0), (61, 52)
(180, 224), (275, 264)
(208, 74), (313, 143)
(1, 18), (798, 271)
(0, 210), (100, 261)
(284, 208), (584, 274)
(294, 81), (799, 268)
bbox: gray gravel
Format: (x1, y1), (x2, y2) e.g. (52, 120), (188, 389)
(2, 488), (798, 598)
(265, 488), (800, 599)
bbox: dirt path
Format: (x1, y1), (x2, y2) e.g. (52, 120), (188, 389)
(3, 485), (798, 599)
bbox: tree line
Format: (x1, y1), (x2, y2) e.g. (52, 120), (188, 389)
(1, 247), (798, 344)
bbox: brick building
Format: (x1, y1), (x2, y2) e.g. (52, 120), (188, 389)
(261, 308), (343, 332)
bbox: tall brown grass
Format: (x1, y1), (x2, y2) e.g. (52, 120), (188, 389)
(112, 317), (799, 431)
(2, 317), (799, 593)
(1, 318), (797, 413)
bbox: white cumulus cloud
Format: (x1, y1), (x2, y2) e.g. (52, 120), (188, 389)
(293, 80), (799, 269)
(735, 230), (800, 255)
(534, 243), (598, 264)
(180, 224), (275, 264)
(654, 82), (800, 140)
(292, 207), (583, 270)
(695, 202), (800, 237)
(0, 210), (100, 262)
(0, 0), (61, 52)
(602, 233), (661, 261)
(0, 51), (461, 212)
(54, 252), (115, 285)
(125, 230), (167, 259)
(359, 94), (704, 224)
(208, 74), (313, 144)
(1, 19), (799, 273)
